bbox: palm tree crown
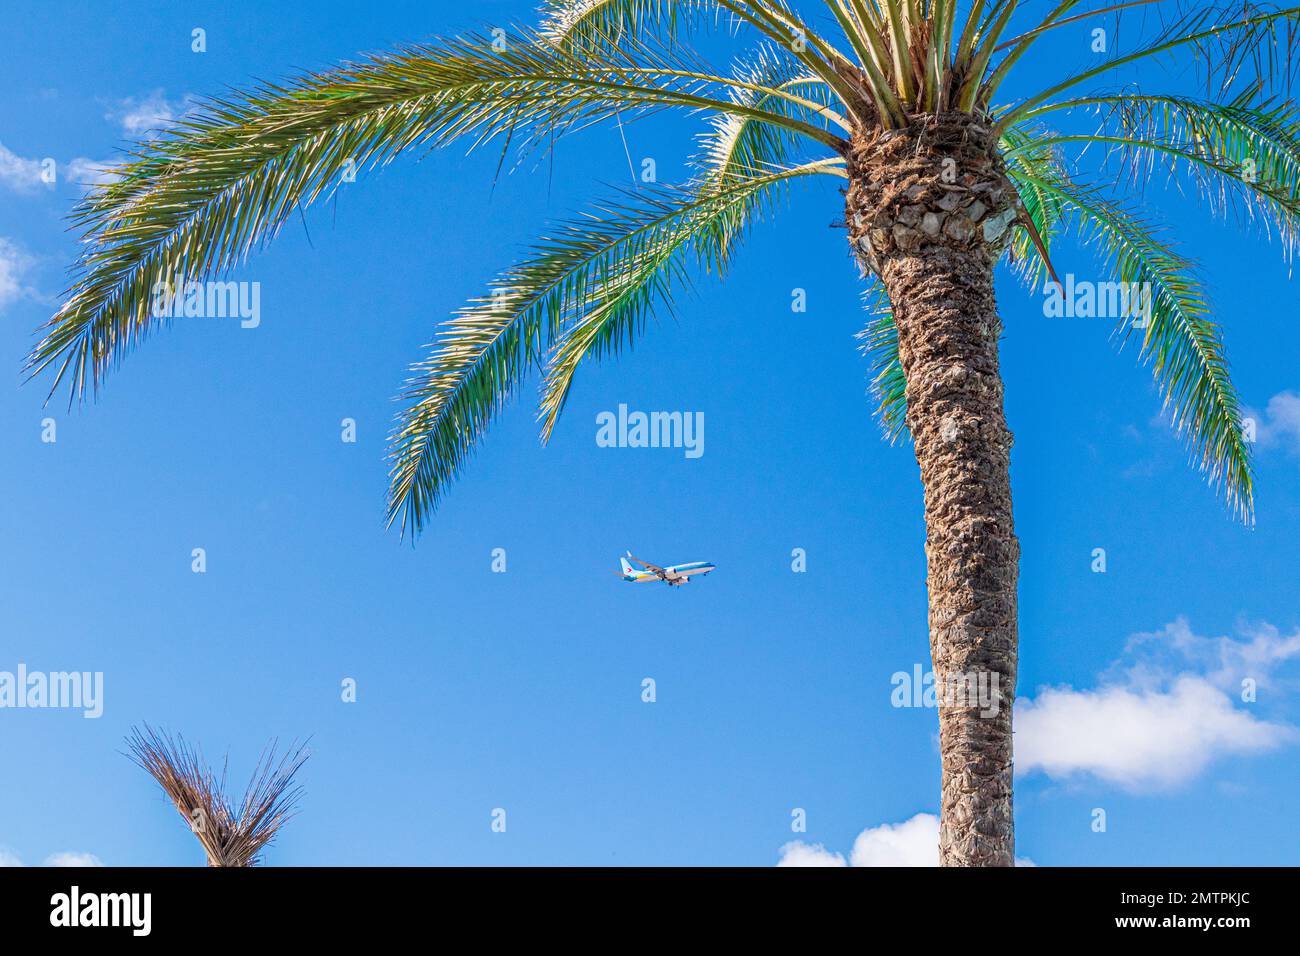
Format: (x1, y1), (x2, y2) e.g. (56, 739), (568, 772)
(29, 1), (1299, 534)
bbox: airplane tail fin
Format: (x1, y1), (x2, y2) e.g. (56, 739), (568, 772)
(620, 557), (634, 575)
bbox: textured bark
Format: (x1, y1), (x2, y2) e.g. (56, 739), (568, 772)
(846, 113), (1020, 866)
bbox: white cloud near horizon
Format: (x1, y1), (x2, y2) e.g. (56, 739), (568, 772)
(43, 851), (105, 867)
(1016, 617), (1299, 790)
(779, 620), (1296, 866)
(0, 848), (104, 867)
(777, 841), (849, 867)
(778, 813), (1035, 867)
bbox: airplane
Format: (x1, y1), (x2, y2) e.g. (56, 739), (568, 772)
(617, 551), (716, 587)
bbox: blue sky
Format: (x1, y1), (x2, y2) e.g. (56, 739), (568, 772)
(1, 0), (1298, 867)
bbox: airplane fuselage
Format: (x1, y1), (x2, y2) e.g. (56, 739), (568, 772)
(620, 556), (716, 586)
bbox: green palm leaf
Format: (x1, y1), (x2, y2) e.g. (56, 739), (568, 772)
(33, 1), (1293, 531)
(1023, 89), (1300, 257)
(863, 124), (1253, 522)
(857, 286), (907, 442)
(26, 28), (842, 403)
(997, 4), (1300, 131)
(388, 157), (842, 536)
(541, 0), (710, 48)
(696, 46), (845, 188)
(1000, 124), (1070, 290)
(1017, 167), (1254, 519)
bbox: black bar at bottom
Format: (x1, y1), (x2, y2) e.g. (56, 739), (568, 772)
(0, 866), (1283, 941)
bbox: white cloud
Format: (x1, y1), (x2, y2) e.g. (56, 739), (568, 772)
(1017, 676), (1291, 790)
(0, 848), (103, 867)
(0, 142), (51, 193)
(65, 157), (122, 188)
(1017, 618), (1299, 791)
(110, 89), (192, 139)
(43, 851), (105, 867)
(3, 92), (191, 197)
(845, 813), (940, 866)
(778, 813), (1037, 867)
(780, 619), (1298, 866)
(1249, 390), (1300, 454)
(776, 841), (846, 867)
(0, 237), (41, 311)
(1120, 617), (1300, 693)
(64, 89), (193, 188)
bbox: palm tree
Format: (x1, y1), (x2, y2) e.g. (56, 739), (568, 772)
(126, 725), (309, 866)
(32, 2), (1299, 865)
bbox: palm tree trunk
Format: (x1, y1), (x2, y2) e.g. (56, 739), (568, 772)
(846, 114), (1020, 867)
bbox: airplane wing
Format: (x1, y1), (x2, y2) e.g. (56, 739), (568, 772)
(627, 553), (666, 575)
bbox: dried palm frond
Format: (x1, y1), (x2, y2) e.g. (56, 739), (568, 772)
(125, 724), (309, 867)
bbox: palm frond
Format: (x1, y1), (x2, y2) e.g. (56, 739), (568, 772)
(857, 284), (908, 442)
(998, 4), (1300, 132)
(991, 0), (1165, 57)
(537, 158), (841, 437)
(540, 0), (705, 48)
(694, 44), (843, 181)
(980, 0), (1166, 106)
(31, 2), (1286, 533)
(1001, 124), (1071, 289)
(1015, 166), (1254, 519)
(386, 157), (841, 536)
(956, 0), (1020, 111)
(541, 0), (874, 120)
(126, 724), (309, 867)
(718, 0), (880, 121)
(1022, 89), (1300, 258)
(25, 28), (844, 405)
